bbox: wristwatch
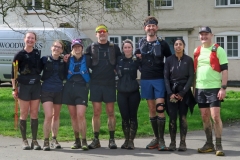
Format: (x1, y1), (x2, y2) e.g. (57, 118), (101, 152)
(221, 85), (227, 90)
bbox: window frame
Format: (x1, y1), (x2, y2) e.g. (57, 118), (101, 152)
(108, 35), (144, 52)
(215, 0), (240, 7)
(215, 31), (240, 59)
(154, 0), (174, 9)
(104, 0), (122, 11)
(25, 0), (50, 13)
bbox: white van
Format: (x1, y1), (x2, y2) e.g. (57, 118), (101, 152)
(0, 28), (92, 84)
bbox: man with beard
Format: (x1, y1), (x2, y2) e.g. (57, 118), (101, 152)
(85, 24), (122, 149)
(135, 16), (172, 151)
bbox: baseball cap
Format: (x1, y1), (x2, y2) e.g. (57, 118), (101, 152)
(71, 39), (83, 49)
(199, 26), (212, 33)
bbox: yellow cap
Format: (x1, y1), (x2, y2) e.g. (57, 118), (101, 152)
(95, 24), (108, 32)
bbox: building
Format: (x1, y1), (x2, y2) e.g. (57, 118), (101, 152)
(1, 0), (240, 85)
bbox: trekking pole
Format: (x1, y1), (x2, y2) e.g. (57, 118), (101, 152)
(13, 60), (19, 130)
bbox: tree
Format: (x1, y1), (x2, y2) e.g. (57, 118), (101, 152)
(0, 0), (144, 30)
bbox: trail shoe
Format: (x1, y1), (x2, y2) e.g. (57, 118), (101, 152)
(88, 138), (101, 149)
(178, 141), (187, 151)
(108, 139), (117, 149)
(22, 140), (31, 150)
(198, 142), (215, 153)
(127, 140), (134, 150)
(31, 140), (41, 150)
(71, 140), (81, 149)
(81, 139), (89, 151)
(168, 142), (176, 151)
(121, 140), (128, 149)
(146, 139), (159, 149)
(51, 139), (61, 149)
(43, 140), (50, 151)
(215, 143), (225, 156)
(158, 139), (167, 151)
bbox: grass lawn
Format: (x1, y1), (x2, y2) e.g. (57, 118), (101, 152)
(0, 87), (239, 141)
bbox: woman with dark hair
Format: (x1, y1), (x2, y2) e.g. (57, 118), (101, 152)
(40, 40), (66, 151)
(11, 31), (42, 150)
(164, 38), (194, 151)
(62, 39), (90, 150)
(116, 39), (141, 150)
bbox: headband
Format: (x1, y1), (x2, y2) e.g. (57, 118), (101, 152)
(95, 25), (108, 32)
(144, 19), (158, 26)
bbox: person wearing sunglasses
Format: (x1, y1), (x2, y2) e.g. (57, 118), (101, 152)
(40, 40), (66, 151)
(85, 24), (122, 149)
(62, 39), (91, 150)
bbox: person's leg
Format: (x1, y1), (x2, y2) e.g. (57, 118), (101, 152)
(19, 99), (31, 150)
(167, 97), (178, 151)
(128, 91), (140, 149)
(106, 102), (117, 149)
(68, 105), (81, 149)
(210, 106), (224, 156)
(76, 105), (88, 150)
(117, 92), (130, 149)
(178, 97), (189, 151)
(51, 104), (62, 149)
(88, 102), (102, 149)
(198, 106), (215, 153)
(156, 98), (167, 151)
(29, 99), (41, 150)
(42, 101), (53, 151)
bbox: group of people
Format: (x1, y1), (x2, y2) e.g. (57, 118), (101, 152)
(11, 16), (228, 157)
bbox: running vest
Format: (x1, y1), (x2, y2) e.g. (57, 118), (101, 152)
(139, 37), (162, 57)
(41, 56), (65, 81)
(117, 55), (137, 79)
(194, 44), (221, 73)
(19, 49), (41, 75)
(67, 55), (90, 83)
(91, 42), (115, 66)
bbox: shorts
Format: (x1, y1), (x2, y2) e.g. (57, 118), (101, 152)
(90, 84), (116, 103)
(18, 83), (41, 101)
(41, 91), (62, 104)
(195, 88), (221, 108)
(140, 79), (165, 99)
(62, 81), (89, 106)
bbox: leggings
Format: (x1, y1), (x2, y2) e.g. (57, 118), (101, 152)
(117, 91), (140, 124)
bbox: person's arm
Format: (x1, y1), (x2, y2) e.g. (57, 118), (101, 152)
(163, 41), (172, 58)
(178, 57), (194, 97)
(11, 52), (21, 98)
(164, 57), (172, 95)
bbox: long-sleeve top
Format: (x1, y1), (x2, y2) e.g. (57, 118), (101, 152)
(164, 54), (194, 97)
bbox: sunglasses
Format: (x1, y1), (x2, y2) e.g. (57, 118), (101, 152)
(97, 29), (107, 34)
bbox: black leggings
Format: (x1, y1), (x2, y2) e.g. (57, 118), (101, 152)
(167, 91), (189, 141)
(117, 91), (140, 124)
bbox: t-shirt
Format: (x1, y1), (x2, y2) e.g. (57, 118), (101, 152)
(195, 45), (228, 89)
(85, 41), (122, 86)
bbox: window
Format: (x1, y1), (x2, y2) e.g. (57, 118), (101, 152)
(216, 35), (239, 58)
(155, 0), (173, 9)
(216, 0), (240, 6)
(26, 0), (50, 11)
(105, 0), (122, 10)
(109, 36), (144, 51)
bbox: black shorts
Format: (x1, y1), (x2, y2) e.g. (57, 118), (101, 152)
(195, 88), (221, 108)
(90, 84), (116, 103)
(18, 83), (41, 101)
(41, 91), (62, 104)
(62, 81), (89, 106)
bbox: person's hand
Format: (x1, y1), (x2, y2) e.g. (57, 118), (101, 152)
(63, 54), (70, 62)
(12, 91), (18, 100)
(218, 88), (226, 100)
(176, 94), (183, 101)
(136, 54), (142, 59)
(170, 94), (178, 103)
